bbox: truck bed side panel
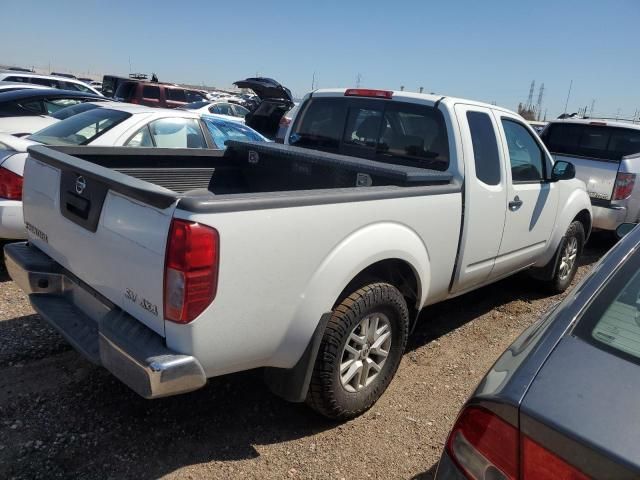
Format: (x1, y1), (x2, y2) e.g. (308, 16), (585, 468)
(166, 192), (462, 376)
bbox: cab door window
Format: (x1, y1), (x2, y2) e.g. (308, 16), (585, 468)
(501, 119), (545, 182)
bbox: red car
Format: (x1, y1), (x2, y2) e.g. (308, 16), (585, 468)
(110, 78), (206, 108)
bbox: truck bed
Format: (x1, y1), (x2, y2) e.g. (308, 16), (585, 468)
(31, 141), (455, 210)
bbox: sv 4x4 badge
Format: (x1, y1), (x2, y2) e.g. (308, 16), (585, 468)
(125, 288), (158, 316)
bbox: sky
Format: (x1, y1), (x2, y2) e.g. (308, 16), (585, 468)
(1, 0), (639, 119)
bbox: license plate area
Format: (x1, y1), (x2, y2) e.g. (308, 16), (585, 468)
(59, 170), (108, 232)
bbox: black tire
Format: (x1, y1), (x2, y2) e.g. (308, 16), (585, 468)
(547, 221), (585, 293)
(306, 282), (409, 420)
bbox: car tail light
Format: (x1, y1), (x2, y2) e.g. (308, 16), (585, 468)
(164, 219), (219, 324)
(446, 407), (518, 480)
(447, 406), (590, 480)
(612, 172), (636, 200)
(0, 167), (23, 200)
(344, 88), (393, 99)
(521, 436), (589, 479)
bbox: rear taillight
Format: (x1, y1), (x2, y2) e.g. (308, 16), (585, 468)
(344, 88), (393, 99)
(447, 407), (518, 480)
(612, 172), (636, 200)
(0, 167), (23, 200)
(522, 436), (589, 479)
(447, 406), (590, 480)
(163, 219), (219, 324)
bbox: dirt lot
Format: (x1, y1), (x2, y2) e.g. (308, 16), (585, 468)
(0, 238), (612, 480)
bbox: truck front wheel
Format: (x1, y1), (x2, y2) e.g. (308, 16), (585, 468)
(548, 221), (585, 293)
(306, 282), (409, 420)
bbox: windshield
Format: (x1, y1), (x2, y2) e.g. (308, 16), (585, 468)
(575, 243), (640, 363)
(202, 116), (266, 148)
(29, 108), (131, 145)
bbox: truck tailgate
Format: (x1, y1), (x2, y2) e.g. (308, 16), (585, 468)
(22, 146), (180, 336)
(553, 153), (620, 201)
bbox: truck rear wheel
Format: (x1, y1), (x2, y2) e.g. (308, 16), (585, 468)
(548, 221), (585, 293)
(306, 282), (409, 420)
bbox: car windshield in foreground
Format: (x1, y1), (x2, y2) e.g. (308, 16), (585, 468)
(202, 116), (266, 147)
(29, 108), (131, 145)
(575, 245), (640, 364)
(183, 101), (210, 110)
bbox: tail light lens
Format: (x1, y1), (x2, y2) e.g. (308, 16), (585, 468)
(447, 406), (590, 480)
(0, 167), (23, 200)
(447, 407), (518, 480)
(612, 172), (636, 200)
(344, 88), (393, 99)
(522, 436), (589, 479)
(164, 219), (219, 324)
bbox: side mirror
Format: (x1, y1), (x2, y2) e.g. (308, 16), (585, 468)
(616, 223), (637, 239)
(551, 160), (575, 181)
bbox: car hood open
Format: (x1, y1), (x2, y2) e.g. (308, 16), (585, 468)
(233, 77), (293, 104)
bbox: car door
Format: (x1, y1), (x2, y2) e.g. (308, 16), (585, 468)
(450, 104), (508, 293)
(489, 112), (559, 279)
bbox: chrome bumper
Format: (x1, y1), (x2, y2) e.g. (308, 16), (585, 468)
(592, 204), (627, 231)
(4, 242), (206, 399)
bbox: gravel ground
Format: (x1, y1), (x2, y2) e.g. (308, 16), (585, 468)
(0, 238), (612, 480)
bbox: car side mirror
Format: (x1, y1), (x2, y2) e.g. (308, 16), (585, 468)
(551, 160), (575, 181)
(616, 223), (636, 239)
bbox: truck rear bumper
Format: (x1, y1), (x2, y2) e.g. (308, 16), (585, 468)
(592, 204), (627, 231)
(3, 242), (206, 399)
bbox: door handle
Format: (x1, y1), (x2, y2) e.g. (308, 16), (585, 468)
(509, 195), (523, 211)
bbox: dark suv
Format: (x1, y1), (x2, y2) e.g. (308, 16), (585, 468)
(112, 80), (206, 108)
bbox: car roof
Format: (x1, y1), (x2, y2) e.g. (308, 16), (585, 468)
(91, 102), (201, 118)
(0, 71), (86, 83)
(0, 88), (103, 101)
(311, 88), (518, 116)
(0, 81), (47, 89)
(547, 118), (640, 130)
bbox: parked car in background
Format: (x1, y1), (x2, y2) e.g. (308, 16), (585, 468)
(0, 101), (111, 136)
(435, 222), (640, 480)
(234, 77), (294, 139)
(0, 104), (267, 238)
(0, 71), (102, 95)
(0, 81), (47, 93)
(4, 89), (591, 420)
(540, 119), (640, 232)
(0, 89), (105, 118)
(528, 120), (547, 133)
(113, 79), (207, 108)
(50, 72), (77, 79)
(78, 77), (94, 84)
(275, 103), (300, 143)
(181, 101), (249, 122)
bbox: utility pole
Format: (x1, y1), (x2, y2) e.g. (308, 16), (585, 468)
(616, 108), (621, 120)
(128, 56), (132, 74)
(526, 80), (535, 110)
(563, 80), (573, 115)
(536, 83), (544, 120)
(355, 73), (362, 88)
(590, 99), (596, 117)
(311, 71), (316, 90)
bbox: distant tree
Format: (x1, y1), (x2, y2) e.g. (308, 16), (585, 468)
(517, 102), (537, 121)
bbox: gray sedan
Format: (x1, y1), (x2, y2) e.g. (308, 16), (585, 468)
(436, 223), (640, 479)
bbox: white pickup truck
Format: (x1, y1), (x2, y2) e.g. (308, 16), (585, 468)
(5, 89), (592, 419)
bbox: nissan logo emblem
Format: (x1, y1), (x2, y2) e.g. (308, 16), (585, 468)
(75, 175), (87, 195)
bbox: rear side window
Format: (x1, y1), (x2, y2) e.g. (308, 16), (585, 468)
(63, 81), (92, 94)
(467, 111), (501, 185)
(115, 82), (137, 100)
(290, 98), (449, 170)
(186, 90), (205, 103)
(147, 118), (207, 148)
(30, 77), (60, 88)
(166, 89), (187, 102)
(142, 86), (161, 100)
(543, 123), (640, 161)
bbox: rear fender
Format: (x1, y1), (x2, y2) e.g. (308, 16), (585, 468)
(275, 222), (430, 368)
